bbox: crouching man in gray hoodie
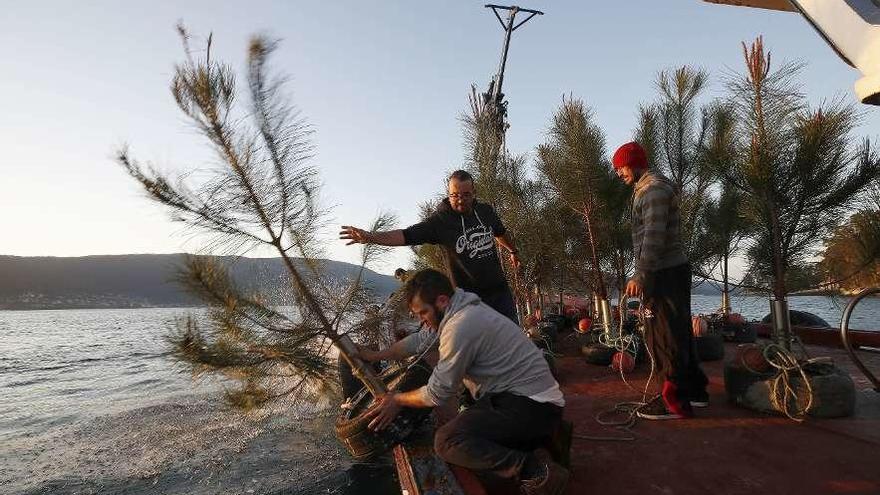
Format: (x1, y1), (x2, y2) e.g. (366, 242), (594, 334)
(360, 268), (568, 495)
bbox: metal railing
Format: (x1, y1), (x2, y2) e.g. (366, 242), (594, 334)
(839, 288), (880, 392)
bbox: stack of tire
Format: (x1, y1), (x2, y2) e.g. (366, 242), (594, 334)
(580, 315), (617, 366)
(335, 359), (432, 461)
(724, 344), (855, 417)
(582, 341), (616, 366)
(574, 317), (600, 348)
(530, 315), (567, 378)
(724, 343), (775, 405)
(720, 312), (757, 343)
(692, 315), (725, 361)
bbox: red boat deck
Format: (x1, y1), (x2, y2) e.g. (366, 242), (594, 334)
(558, 341), (880, 495)
(394, 339), (880, 495)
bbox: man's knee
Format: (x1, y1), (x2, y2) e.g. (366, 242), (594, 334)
(435, 419), (474, 462)
(434, 421), (457, 461)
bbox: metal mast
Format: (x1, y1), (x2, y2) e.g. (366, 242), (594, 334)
(482, 4), (543, 141)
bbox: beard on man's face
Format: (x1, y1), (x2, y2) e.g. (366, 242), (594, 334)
(433, 305), (445, 327)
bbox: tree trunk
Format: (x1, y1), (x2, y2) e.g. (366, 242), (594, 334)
(536, 282), (545, 314)
(721, 252), (731, 315)
(559, 265), (565, 308)
(769, 204), (792, 351)
(582, 206), (607, 300)
(278, 251), (387, 397)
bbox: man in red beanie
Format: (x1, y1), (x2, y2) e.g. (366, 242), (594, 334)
(612, 141), (708, 420)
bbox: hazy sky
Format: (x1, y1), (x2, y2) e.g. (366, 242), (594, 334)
(2, 1), (878, 275)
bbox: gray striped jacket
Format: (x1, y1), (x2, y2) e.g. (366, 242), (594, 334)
(631, 170), (688, 284)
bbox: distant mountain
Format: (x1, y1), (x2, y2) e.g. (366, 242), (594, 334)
(692, 281), (723, 296)
(0, 254), (399, 310)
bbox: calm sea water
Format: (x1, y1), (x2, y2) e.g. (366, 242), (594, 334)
(1, 294), (877, 494)
(690, 293), (880, 328)
(0, 307), (398, 495)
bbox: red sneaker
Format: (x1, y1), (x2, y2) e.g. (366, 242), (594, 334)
(637, 381), (694, 420)
(637, 395), (688, 420)
(662, 380), (693, 417)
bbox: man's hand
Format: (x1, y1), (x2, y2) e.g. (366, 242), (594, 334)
(367, 392), (402, 431)
(340, 226), (371, 245)
(625, 278), (643, 298)
(509, 251), (521, 270)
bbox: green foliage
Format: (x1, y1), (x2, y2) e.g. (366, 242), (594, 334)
(462, 85), (507, 207)
(458, 85), (570, 310)
(717, 37), (880, 298)
(599, 176), (634, 295)
(694, 184), (752, 286)
(536, 97), (617, 298)
(119, 27), (392, 409)
(635, 66), (716, 262)
(820, 209), (880, 290)
(409, 200), (449, 273)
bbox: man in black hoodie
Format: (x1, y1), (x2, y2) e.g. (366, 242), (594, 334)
(340, 170), (520, 323)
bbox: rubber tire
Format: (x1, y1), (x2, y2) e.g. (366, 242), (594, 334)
(531, 335), (551, 352)
(582, 344), (616, 366)
(544, 350), (559, 381)
(633, 341), (648, 365)
(338, 354), (382, 401)
(760, 310), (830, 328)
(575, 330), (601, 348)
(335, 359), (431, 461)
(723, 322), (757, 343)
(796, 363), (857, 418)
(695, 334), (725, 361)
(537, 322), (559, 345)
(724, 361), (776, 407)
(725, 362), (856, 418)
(541, 314), (568, 328)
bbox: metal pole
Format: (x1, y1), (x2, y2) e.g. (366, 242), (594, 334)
(493, 8), (516, 102)
(721, 290), (731, 315)
(770, 297), (792, 351)
(840, 288), (880, 392)
(484, 4), (544, 104)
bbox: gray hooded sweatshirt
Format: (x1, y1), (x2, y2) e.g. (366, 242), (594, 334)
(401, 288), (563, 407)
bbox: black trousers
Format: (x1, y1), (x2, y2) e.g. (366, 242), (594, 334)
(645, 263), (708, 400)
(479, 285), (519, 324)
(434, 392), (562, 480)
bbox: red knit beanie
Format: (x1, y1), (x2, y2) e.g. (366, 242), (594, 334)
(612, 141), (648, 170)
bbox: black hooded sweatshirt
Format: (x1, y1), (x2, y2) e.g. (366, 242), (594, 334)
(402, 199), (509, 296)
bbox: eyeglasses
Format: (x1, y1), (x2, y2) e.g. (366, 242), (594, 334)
(448, 192), (474, 200)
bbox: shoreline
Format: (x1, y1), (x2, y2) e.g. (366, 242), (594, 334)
(2, 291), (874, 312)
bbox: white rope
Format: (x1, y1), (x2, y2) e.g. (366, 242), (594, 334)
(579, 299), (658, 442)
(762, 342), (817, 422)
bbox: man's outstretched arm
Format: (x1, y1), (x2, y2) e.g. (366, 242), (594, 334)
(367, 388), (433, 431)
(340, 226), (405, 246)
(356, 338), (414, 362)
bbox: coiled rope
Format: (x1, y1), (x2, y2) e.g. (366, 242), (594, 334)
(761, 341), (826, 422)
(574, 299), (657, 442)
